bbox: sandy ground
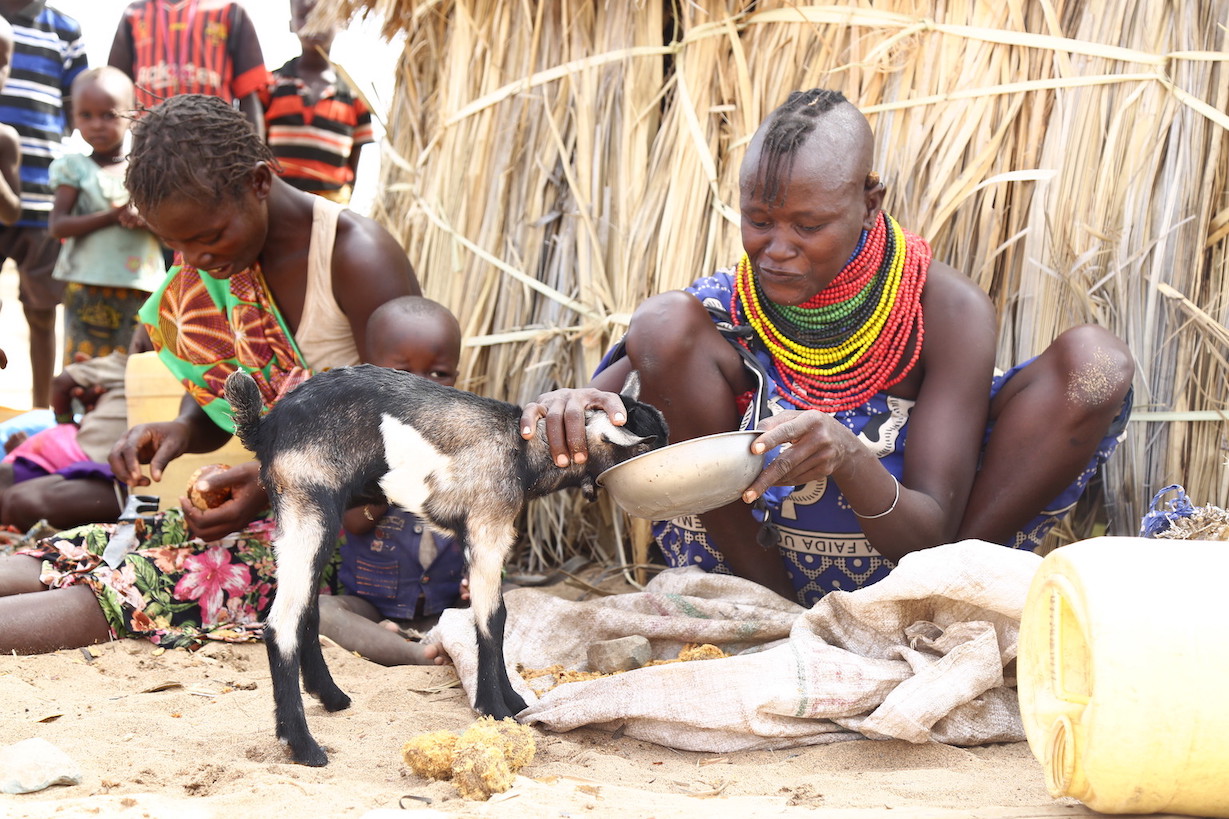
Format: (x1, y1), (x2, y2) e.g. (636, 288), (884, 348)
(0, 586), (1079, 819)
(0, 560), (1087, 819)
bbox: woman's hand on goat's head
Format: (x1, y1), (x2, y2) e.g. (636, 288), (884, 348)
(178, 461), (267, 541)
(520, 387), (627, 467)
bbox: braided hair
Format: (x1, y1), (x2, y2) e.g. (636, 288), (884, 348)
(126, 94), (276, 212)
(752, 88), (849, 204)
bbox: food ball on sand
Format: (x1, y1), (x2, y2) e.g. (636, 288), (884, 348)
(460, 716), (536, 771)
(400, 717), (536, 801)
(186, 464), (233, 510)
(401, 730), (459, 780)
(451, 741), (513, 801)
(451, 717), (537, 799)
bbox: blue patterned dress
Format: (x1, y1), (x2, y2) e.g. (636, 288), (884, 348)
(600, 269), (1130, 607)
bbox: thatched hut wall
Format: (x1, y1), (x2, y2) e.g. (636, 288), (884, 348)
(324, 0), (1229, 567)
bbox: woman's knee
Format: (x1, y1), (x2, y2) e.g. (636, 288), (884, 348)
(3, 476), (119, 530)
(1, 479), (46, 530)
(0, 555), (48, 596)
(1049, 324), (1134, 414)
(624, 291), (731, 372)
(626, 292), (709, 348)
(622, 292), (751, 418)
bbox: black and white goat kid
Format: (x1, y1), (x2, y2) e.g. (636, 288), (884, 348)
(225, 365), (667, 766)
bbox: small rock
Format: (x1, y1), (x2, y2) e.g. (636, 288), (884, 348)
(587, 635), (651, 673)
(0, 737), (82, 794)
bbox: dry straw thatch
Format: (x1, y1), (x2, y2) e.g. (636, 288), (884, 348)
(320, 0), (1229, 571)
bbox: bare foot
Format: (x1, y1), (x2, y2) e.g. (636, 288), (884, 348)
(374, 618), (449, 665)
(419, 641), (450, 666)
(319, 597), (451, 666)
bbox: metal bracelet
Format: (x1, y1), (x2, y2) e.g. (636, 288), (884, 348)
(853, 476), (900, 520)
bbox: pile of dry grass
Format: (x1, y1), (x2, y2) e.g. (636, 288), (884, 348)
(318, 0), (1229, 569)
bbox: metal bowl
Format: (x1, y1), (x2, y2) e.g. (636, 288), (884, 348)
(597, 430), (764, 520)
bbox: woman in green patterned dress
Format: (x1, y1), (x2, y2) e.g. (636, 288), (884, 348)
(0, 94), (420, 653)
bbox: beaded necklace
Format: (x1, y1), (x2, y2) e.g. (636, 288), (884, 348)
(731, 211), (930, 412)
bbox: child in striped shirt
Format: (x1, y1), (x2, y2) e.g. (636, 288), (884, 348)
(262, 0), (373, 204)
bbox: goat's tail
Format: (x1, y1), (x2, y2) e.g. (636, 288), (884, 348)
(224, 370), (265, 453)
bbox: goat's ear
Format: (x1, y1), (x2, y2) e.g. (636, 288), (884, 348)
(580, 474), (598, 502)
(585, 411), (652, 448)
(619, 395), (670, 444)
(602, 426), (654, 448)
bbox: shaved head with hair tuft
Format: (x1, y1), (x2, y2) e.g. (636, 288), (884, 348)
(741, 89), (876, 206)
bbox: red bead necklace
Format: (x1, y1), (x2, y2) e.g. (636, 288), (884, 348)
(732, 212), (930, 412)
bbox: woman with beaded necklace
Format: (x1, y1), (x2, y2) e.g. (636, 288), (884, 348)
(522, 89), (1134, 607)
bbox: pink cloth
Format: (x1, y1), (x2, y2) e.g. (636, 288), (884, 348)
(2, 423), (90, 473)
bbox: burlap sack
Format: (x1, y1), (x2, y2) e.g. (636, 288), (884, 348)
(434, 539), (1040, 752)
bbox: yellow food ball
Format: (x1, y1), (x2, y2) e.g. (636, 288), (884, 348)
(451, 739), (514, 800)
(401, 717), (537, 799)
(458, 716), (537, 772)
(401, 730), (459, 781)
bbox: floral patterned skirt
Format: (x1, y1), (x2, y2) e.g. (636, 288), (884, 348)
(62, 282), (149, 364)
(19, 509), (338, 650)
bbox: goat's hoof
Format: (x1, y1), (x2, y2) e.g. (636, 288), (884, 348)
(305, 682), (351, 712)
(475, 695), (525, 721)
(506, 691), (529, 715)
(296, 748), (329, 767)
(320, 690), (351, 712)
(285, 738), (329, 767)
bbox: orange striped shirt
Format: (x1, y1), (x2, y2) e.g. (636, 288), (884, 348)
(262, 58), (374, 193)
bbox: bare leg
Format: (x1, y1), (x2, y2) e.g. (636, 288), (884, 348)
(318, 594), (444, 666)
(1, 475), (122, 531)
(0, 554), (48, 596)
(0, 586), (112, 654)
(24, 305), (56, 409)
(958, 325), (1134, 543)
(624, 292), (795, 600)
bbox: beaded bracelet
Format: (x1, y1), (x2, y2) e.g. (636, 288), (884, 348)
(854, 476), (900, 520)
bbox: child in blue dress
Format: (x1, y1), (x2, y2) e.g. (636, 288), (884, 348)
(318, 296), (466, 665)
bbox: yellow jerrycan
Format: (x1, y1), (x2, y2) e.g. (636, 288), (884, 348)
(1018, 536), (1229, 815)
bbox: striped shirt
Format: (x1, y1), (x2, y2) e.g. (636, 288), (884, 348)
(109, 0), (270, 110)
(263, 58), (373, 193)
(0, 2), (87, 228)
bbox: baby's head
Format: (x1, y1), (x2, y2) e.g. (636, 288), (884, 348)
(71, 66), (136, 111)
(366, 296), (461, 386)
(71, 67), (136, 154)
